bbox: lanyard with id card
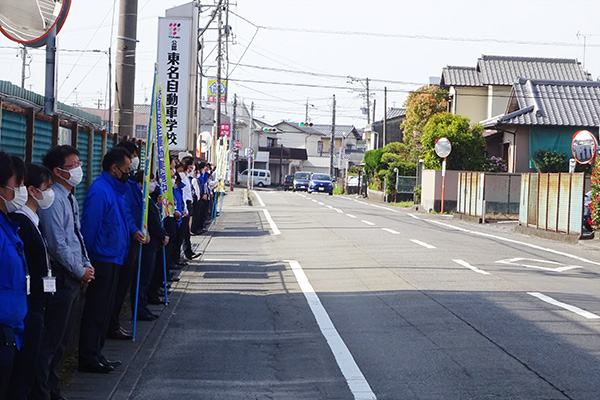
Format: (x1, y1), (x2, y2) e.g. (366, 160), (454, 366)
(41, 236), (56, 294)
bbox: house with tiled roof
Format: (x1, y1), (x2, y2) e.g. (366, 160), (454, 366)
(371, 107), (407, 149)
(481, 78), (600, 172)
(440, 55), (591, 125)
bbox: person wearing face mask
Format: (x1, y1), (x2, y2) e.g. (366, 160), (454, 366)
(0, 152), (27, 400)
(78, 147), (147, 374)
(107, 140), (143, 341)
(6, 163), (55, 400)
(32, 145), (95, 400)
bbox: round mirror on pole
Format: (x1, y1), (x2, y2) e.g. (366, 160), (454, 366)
(0, 0), (71, 47)
(571, 129), (598, 165)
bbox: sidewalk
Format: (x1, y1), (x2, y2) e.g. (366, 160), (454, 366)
(61, 190), (247, 400)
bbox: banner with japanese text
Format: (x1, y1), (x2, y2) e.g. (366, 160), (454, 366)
(156, 17), (191, 150)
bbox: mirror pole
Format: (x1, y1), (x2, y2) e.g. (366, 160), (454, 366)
(44, 26), (57, 115)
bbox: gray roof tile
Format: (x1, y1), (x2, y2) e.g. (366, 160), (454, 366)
(441, 66), (482, 86)
(478, 55), (590, 85)
(482, 78), (600, 127)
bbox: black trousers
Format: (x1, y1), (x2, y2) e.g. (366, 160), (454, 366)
(78, 260), (119, 366)
(109, 240), (140, 333)
(131, 240), (159, 316)
(7, 295), (48, 400)
(0, 326), (17, 400)
(191, 199), (208, 233)
(31, 267), (81, 400)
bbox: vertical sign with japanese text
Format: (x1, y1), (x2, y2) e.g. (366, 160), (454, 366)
(156, 17), (191, 150)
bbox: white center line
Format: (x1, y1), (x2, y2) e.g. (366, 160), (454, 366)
(453, 259), (490, 275)
(410, 239), (436, 249)
(528, 292), (600, 319)
(262, 209), (281, 235)
(253, 191), (266, 207)
(346, 214), (357, 219)
(382, 228), (399, 235)
(318, 202), (325, 205)
(361, 220), (375, 226)
(286, 260), (377, 400)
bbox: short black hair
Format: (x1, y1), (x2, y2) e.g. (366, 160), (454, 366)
(0, 152), (26, 186)
(24, 163), (53, 189)
(102, 147), (132, 172)
(116, 140), (139, 157)
(42, 145), (79, 171)
(197, 162), (206, 170)
(182, 157), (194, 169)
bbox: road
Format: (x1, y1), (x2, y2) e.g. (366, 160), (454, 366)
(66, 189), (600, 400)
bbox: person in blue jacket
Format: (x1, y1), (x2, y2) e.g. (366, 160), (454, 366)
(78, 147), (147, 374)
(0, 151), (28, 400)
(107, 140), (143, 340)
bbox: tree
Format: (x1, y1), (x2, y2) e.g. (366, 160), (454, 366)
(401, 85), (448, 161)
(532, 150), (568, 172)
(420, 113), (485, 171)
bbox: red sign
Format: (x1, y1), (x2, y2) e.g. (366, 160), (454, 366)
(220, 123), (230, 137)
(233, 140), (242, 150)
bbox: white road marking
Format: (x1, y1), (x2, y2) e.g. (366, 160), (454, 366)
(453, 259), (490, 275)
(361, 220), (375, 226)
(346, 214), (357, 219)
(253, 191), (266, 207)
(318, 202), (325, 205)
(496, 258), (582, 272)
(527, 292), (600, 319)
(410, 239), (436, 249)
(312, 199), (319, 203)
(286, 260), (377, 400)
(382, 228), (400, 235)
(262, 209), (281, 236)
(333, 208), (344, 214)
(407, 213), (600, 266)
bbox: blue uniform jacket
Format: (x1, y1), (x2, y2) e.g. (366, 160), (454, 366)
(0, 210), (28, 348)
(81, 172), (134, 265)
(124, 177), (143, 231)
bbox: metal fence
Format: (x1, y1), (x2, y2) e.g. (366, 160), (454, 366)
(519, 173), (584, 235)
(395, 176), (417, 193)
(457, 172), (521, 219)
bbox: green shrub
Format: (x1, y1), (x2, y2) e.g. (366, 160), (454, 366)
(532, 150), (568, 172)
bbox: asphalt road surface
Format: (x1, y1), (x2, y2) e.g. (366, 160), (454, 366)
(66, 189), (600, 400)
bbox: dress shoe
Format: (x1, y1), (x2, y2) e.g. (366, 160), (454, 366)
(167, 276), (180, 282)
(107, 328), (133, 340)
(137, 312), (158, 321)
(148, 296), (167, 305)
(157, 288), (172, 296)
(170, 263), (184, 270)
(78, 361), (114, 373)
(100, 356), (122, 368)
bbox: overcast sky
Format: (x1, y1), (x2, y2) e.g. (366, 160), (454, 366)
(0, 0), (599, 127)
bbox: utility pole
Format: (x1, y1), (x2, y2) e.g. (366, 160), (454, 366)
(248, 101), (254, 190)
(366, 78), (370, 124)
(114, 0), (138, 140)
(330, 94), (336, 177)
(44, 26), (57, 115)
(305, 98), (309, 122)
(383, 86), (387, 147)
(20, 45), (28, 89)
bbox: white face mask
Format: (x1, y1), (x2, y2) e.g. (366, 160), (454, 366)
(58, 166), (83, 187)
(1, 185), (28, 213)
(179, 171), (186, 180)
(130, 157), (140, 171)
(149, 181), (157, 194)
(35, 187), (55, 210)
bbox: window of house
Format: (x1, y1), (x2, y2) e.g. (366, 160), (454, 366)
(267, 137), (277, 147)
(135, 124), (147, 138)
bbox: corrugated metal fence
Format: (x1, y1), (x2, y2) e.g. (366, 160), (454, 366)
(457, 172), (521, 219)
(519, 173), (584, 235)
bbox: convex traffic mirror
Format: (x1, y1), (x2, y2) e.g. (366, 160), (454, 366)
(0, 0), (71, 47)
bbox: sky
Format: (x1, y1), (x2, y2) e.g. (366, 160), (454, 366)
(1, 0), (599, 128)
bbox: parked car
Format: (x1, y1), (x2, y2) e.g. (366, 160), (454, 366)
(308, 173), (334, 195)
(346, 175), (359, 187)
(238, 169), (271, 187)
(283, 175), (294, 191)
(293, 171), (311, 191)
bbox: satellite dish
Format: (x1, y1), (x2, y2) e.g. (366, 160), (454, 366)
(0, 0), (71, 47)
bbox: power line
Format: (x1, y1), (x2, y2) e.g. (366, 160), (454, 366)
(258, 26), (600, 48)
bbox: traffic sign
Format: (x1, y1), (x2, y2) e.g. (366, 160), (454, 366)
(220, 123), (230, 137)
(233, 140), (242, 150)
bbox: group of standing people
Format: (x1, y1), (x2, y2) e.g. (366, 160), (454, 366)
(0, 143), (216, 400)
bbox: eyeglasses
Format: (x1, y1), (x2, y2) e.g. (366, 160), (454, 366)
(62, 161), (82, 169)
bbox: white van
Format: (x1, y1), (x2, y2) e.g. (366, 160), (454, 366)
(238, 169), (271, 187)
